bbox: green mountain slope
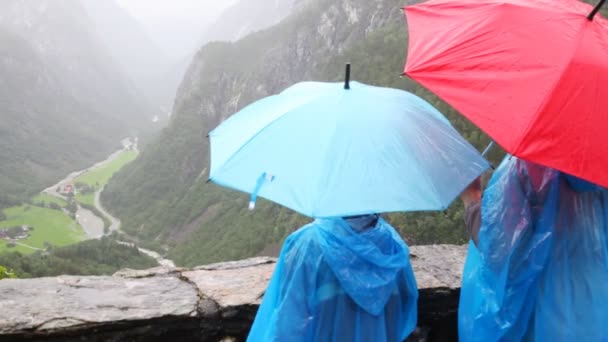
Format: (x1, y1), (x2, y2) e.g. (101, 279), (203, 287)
(0, 27), (119, 207)
(0, 237), (157, 278)
(103, 0), (506, 267)
(0, 0), (155, 207)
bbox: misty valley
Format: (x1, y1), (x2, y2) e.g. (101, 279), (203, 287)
(3, 0), (607, 341)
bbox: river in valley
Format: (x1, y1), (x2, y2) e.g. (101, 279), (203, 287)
(42, 138), (175, 267)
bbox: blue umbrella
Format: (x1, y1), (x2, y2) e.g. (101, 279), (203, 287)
(209, 75), (489, 218)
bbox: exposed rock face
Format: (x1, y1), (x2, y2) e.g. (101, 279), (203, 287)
(0, 275), (201, 341)
(0, 245), (466, 341)
(409, 245), (465, 342)
(411, 244), (465, 321)
(101, 0), (412, 268)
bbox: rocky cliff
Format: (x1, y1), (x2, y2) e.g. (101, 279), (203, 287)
(102, 0), (412, 267)
(0, 244), (465, 342)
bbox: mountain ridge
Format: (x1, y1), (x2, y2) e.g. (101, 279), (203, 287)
(103, 0), (427, 266)
(0, 0), (154, 207)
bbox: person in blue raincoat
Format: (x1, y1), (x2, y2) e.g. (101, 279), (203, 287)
(458, 156), (608, 341)
(247, 214), (418, 342)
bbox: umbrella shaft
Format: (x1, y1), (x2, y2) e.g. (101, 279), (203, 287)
(588, 0), (606, 20)
(344, 63), (351, 90)
(481, 141), (495, 158)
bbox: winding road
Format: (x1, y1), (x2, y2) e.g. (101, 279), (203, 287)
(43, 138), (176, 268)
(94, 187), (120, 232)
(94, 186), (176, 267)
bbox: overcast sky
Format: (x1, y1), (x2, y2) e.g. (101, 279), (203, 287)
(116, 0), (239, 61)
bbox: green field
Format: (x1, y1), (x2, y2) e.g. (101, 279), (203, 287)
(75, 150), (138, 188)
(73, 150), (137, 209)
(0, 149), (137, 255)
(75, 193), (95, 207)
(32, 193), (67, 207)
(0, 205), (84, 254)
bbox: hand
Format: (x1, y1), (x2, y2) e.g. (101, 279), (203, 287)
(460, 177), (482, 207)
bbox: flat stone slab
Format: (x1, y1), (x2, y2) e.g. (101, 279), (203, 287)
(0, 275), (198, 334)
(409, 244), (467, 289)
(183, 262), (275, 309)
(0, 245), (467, 340)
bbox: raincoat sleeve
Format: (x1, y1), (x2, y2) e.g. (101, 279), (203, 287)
(459, 158), (559, 341)
(247, 232), (315, 342)
(478, 159), (555, 271)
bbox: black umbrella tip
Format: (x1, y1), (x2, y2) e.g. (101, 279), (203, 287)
(588, 0), (606, 20)
(344, 63), (351, 90)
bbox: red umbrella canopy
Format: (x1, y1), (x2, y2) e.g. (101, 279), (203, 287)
(404, 0), (608, 188)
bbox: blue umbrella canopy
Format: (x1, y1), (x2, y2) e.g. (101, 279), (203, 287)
(209, 80), (489, 218)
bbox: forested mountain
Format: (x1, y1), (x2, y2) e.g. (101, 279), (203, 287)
(0, 0), (151, 128)
(80, 0), (171, 112)
(0, 0), (154, 207)
(0, 237), (157, 278)
(197, 0), (303, 44)
(154, 0), (308, 123)
(104, 0), (501, 267)
(0, 0), (604, 278)
(102, 0), (608, 267)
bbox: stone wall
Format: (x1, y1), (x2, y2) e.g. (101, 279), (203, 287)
(0, 245), (467, 341)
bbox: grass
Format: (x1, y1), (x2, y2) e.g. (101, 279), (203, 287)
(75, 193), (95, 207)
(0, 205), (84, 254)
(0, 242), (33, 254)
(75, 150), (138, 188)
(72, 149), (137, 224)
(0, 150), (136, 255)
(32, 193), (66, 207)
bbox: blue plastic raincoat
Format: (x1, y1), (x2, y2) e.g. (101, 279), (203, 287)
(459, 157), (608, 341)
(247, 217), (418, 342)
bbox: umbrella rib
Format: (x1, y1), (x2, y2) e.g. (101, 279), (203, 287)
(418, 128), (460, 211)
(512, 21), (589, 156)
(310, 97), (345, 217)
(210, 96), (328, 178)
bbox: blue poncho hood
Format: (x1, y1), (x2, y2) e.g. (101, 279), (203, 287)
(248, 217), (418, 342)
(316, 217), (411, 315)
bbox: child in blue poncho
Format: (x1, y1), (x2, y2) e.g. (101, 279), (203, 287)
(459, 156), (608, 341)
(247, 214), (418, 342)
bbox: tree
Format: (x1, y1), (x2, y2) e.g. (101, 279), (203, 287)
(43, 241), (53, 251)
(48, 202), (62, 211)
(75, 182), (94, 194)
(0, 265), (15, 280)
(65, 200), (78, 215)
(0, 237), (157, 278)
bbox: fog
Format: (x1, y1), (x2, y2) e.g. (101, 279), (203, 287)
(0, 0), (299, 213)
(116, 0), (239, 62)
(0, 0), (294, 127)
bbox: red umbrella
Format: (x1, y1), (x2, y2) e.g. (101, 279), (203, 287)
(403, 0), (608, 188)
